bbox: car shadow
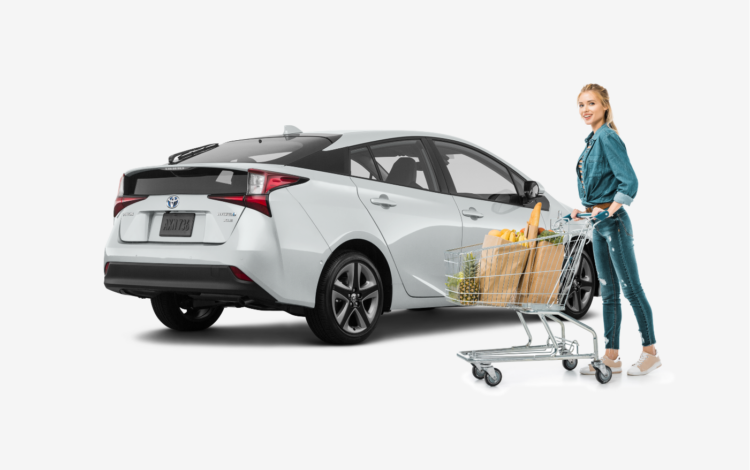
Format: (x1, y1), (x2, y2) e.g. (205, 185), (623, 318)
(137, 307), (600, 347)
(137, 321), (321, 347)
(369, 307), (600, 344)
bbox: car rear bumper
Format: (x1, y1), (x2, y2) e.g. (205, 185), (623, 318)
(104, 262), (279, 309)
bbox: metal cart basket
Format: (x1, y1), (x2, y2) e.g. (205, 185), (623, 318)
(445, 212), (612, 386)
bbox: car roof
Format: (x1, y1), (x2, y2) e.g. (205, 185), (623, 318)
(147, 130), (532, 182)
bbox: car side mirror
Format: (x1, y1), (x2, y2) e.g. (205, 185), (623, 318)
(523, 181), (542, 203)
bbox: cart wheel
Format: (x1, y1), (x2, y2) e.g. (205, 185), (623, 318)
(484, 368), (502, 387)
(563, 359), (578, 371)
(595, 365), (613, 384)
(472, 364), (486, 380)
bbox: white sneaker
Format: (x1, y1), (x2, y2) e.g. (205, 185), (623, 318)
(580, 355), (622, 375)
(627, 350), (662, 376)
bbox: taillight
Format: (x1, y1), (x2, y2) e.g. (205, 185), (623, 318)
(104, 262), (110, 275)
(114, 196), (148, 217)
(208, 169), (307, 217)
(114, 174), (148, 217)
(229, 266), (252, 282)
(248, 170), (302, 194)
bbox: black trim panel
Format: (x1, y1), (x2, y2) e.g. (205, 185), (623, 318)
(104, 262), (277, 304)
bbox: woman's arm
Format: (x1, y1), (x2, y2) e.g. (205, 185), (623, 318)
(592, 201), (622, 218)
(601, 132), (638, 205)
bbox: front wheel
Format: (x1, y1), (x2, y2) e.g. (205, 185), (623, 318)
(484, 368), (502, 387)
(306, 251), (384, 345)
(563, 247), (595, 320)
(151, 293), (223, 331)
(595, 365), (613, 384)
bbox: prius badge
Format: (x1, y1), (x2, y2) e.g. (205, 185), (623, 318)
(167, 195), (179, 209)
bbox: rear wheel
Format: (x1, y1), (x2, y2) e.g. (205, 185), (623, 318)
(563, 248), (595, 320)
(151, 293), (223, 331)
(306, 251), (384, 345)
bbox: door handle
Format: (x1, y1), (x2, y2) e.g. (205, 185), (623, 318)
(461, 208), (484, 219)
(370, 195), (397, 208)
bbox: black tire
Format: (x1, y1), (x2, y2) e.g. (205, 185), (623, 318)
(150, 293), (223, 331)
(563, 247), (596, 320)
(472, 364), (486, 380)
(563, 359), (578, 371)
(306, 250), (384, 345)
(595, 365), (613, 384)
(484, 368), (502, 387)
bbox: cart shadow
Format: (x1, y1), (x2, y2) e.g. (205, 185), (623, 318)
(137, 307), (600, 347)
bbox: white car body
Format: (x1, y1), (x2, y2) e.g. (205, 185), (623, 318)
(104, 129), (589, 341)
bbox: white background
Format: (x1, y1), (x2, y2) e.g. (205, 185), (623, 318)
(2, 1), (748, 468)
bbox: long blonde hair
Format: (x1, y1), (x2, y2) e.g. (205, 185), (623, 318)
(578, 84), (619, 135)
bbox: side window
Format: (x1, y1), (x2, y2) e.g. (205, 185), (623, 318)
(368, 140), (438, 191)
(432, 140), (518, 201)
(290, 147), (380, 180)
(349, 147), (380, 180)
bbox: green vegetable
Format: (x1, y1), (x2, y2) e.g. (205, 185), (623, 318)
(445, 272), (462, 300)
(538, 230), (564, 245)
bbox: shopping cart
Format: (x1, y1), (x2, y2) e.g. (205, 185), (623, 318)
(445, 212), (613, 386)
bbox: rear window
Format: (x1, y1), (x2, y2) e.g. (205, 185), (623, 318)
(124, 168), (247, 195)
(184, 136), (332, 165)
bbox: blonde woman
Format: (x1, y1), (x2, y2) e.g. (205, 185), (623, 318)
(571, 84), (661, 376)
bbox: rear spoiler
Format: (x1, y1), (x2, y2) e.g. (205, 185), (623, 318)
(167, 143), (218, 164)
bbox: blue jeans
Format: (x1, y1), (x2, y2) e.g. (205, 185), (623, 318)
(591, 208), (655, 349)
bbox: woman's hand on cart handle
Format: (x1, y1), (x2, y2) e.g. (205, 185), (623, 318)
(570, 208), (584, 221)
(593, 202), (622, 218)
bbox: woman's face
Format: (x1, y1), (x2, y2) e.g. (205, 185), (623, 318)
(578, 91), (608, 127)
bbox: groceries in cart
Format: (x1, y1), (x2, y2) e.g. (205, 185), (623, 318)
(445, 208), (614, 387)
(446, 203), (568, 307)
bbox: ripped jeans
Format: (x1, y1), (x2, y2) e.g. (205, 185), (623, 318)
(591, 208), (655, 349)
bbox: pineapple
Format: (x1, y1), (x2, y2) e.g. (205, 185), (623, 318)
(458, 252), (481, 305)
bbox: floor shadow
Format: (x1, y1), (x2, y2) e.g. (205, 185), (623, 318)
(137, 321), (320, 347)
(137, 307), (601, 347)
(369, 307), (600, 344)
(369, 307), (534, 344)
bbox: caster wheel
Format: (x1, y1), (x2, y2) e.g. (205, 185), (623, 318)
(595, 365), (613, 384)
(562, 359), (578, 371)
(484, 368), (502, 387)
(472, 364), (486, 380)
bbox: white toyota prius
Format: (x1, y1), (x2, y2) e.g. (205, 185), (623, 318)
(104, 126), (598, 344)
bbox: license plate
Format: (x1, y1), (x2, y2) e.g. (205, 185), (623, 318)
(160, 213), (195, 237)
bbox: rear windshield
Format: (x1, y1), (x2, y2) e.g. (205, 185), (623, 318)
(124, 167), (247, 195)
(183, 136), (332, 165)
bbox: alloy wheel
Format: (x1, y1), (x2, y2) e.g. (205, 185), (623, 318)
(331, 261), (380, 334)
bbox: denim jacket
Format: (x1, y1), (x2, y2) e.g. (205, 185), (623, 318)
(576, 123), (638, 207)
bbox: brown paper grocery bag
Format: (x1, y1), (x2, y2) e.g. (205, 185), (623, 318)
(524, 240), (566, 304)
(478, 234), (530, 306)
(516, 223), (540, 303)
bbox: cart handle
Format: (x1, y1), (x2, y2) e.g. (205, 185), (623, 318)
(562, 211), (609, 221)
